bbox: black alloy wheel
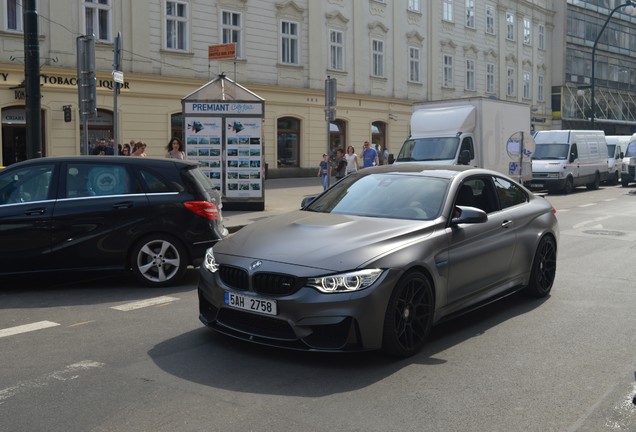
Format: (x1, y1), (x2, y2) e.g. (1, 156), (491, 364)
(382, 271), (434, 357)
(131, 234), (187, 287)
(525, 236), (557, 298)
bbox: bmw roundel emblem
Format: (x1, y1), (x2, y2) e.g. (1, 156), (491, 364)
(249, 260), (262, 271)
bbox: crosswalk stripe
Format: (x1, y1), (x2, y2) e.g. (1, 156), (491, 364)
(0, 321), (60, 339)
(110, 296), (180, 311)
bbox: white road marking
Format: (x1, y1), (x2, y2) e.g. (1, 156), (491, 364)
(110, 296), (180, 311)
(0, 360), (105, 404)
(579, 203), (597, 207)
(572, 215), (614, 229)
(0, 321), (60, 339)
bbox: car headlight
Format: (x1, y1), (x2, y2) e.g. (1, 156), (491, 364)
(307, 269), (384, 293)
(203, 248), (218, 273)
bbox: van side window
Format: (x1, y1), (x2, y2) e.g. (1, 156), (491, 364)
(460, 137), (474, 160)
(570, 143), (578, 161)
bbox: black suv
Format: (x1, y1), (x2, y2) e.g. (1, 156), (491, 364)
(0, 156), (227, 287)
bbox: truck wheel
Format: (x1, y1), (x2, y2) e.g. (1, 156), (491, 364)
(610, 172), (619, 185)
(563, 177), (574, 195)
(586, 173), (600, 190)
(622, 178), (630, 187)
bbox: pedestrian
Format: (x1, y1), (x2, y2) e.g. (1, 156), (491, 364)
(165, 137), (185, 159)
(91, 138), (108, 155)
(105, 138), (116, 155)
(334, 148), (347, 180)
(317, 153), (330, 190)
(121, 143), (132, 156)
(362, 141), (379, 168)
(383, 146), (390, 165)
(131, 141), (147, 157)
(345, 145), (359, 174)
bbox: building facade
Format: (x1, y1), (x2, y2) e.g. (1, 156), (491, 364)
(553, 0), (636, 134)
(0, 0), (554, 176)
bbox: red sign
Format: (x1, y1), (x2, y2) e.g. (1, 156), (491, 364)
(208, 43), (237, 60)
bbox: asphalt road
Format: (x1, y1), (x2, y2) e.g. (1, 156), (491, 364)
(2, 182), (636, 432)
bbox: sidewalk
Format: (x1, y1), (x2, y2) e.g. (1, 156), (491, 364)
(221, 177), (324, 231)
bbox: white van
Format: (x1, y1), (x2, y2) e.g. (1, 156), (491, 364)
(605, 136), (628, 185)
(528, 130), (609, 194)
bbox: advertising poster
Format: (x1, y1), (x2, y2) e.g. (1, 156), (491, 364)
(225, 117), (263, 198)
(184, 117), (223, 190)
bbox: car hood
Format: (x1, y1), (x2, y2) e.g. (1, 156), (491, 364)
(214, 210), (437, 272)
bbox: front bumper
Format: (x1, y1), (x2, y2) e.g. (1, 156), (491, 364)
(197, 265), (400, 352)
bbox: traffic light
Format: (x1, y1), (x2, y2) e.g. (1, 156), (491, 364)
(63, 105), (72, 122)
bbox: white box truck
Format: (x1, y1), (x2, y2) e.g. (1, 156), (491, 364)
(392, 98), (532, 181)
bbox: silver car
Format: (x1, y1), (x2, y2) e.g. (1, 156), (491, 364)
(198, 165), (558, 357)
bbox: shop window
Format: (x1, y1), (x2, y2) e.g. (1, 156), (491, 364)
(329, 119), (347, 155)
(277, 117), (300, 168)
(372, 121), (387, 163)
(171, 113), (183, 141)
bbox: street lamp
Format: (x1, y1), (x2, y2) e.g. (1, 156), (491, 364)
(590, 0), (635, 128)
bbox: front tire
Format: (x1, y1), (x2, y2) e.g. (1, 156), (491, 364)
(562, 177), (574, 195)
(525, 236), (557, 298)
(382, 271), (434, 357)
(586, 173), (601, 190)
(130, 234), (187, 287)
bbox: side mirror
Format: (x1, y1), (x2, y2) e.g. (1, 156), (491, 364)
(620, 152), (624, 159)
(458, 149), (471, 165)
(301, 196), (317, 208)
(451, 206), (487, 225)
(388, 153), (395, 164)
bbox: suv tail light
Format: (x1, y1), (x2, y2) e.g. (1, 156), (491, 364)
(183, 201), (219, 220)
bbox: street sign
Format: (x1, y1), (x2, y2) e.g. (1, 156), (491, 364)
(208, 43), (237, 60)
(112, 70), (124, 84)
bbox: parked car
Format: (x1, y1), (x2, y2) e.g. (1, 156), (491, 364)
(0, 156), (227, 287)
(198, 164), (558, 357)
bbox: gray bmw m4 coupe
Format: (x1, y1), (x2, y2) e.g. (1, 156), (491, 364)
(198, 164), (558, 357)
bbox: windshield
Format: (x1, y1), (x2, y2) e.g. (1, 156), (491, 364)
(396, 137), (459, 162)
(625, 142), (636, 158)
(304, 173), (449, 221)
(532, 143), (570, 160)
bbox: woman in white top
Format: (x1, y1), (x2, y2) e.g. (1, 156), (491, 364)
(345, 145), (359, 174)
(166, 137), (185, 159)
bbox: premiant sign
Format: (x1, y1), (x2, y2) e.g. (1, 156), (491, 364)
(184, 102), (262, 115)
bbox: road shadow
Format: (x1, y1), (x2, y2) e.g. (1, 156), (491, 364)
(0, 268), (200, 309)
(148, 291), (548, 397)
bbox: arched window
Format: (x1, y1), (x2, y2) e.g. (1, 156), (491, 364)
(330, 119), (347, 154)
(372, 121), (387, 164)
(277, 117), (301, 167)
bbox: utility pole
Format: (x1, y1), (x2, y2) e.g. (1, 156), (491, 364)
(324, 76), (337, 188)
(113, 32), (122, 149)
(23, 0), (41, 159)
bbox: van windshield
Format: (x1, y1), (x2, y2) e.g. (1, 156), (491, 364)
(532, 143), (569, 160)
(396, 137), (459, 162)
(625, 142), (636, 158)
(607, 144), (616, 157)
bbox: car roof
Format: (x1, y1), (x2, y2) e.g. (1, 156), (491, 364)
(351, 163), (500, 180)
(5, 156), (199, 169)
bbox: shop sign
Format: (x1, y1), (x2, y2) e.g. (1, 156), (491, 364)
(2, 108), (26, 124)
(184, 102), (262, 115)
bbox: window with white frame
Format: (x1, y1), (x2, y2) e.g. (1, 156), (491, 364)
(443, 0), (453, 22)
(486, 63), (495, 93)
(222, 10), (242, 58)
(506, 12), (515, 41)
(466, 0), (475, 28)
(523, 71), (531, 99)
(281, 20), (299, 65)
(84, 0), (111, 42)
(409, 46), (420, 82)
(165, 1), (187, 50)
(329, 29), (344, 71)
(486, 5), (495, 35)
(372, 39), (384, 77)
(507, 67), (516, 96)
(538, 74), (545, 102)
(523, 17), (531, 45)
(538, 24), (545, 50)
(466, 59), (475, 91)
(443, 55), (454, 88)
(408, 0), (420, 12)
(6, 0), (22, 31)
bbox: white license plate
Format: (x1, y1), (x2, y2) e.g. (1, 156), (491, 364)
(530, 183), (544, 189)
(224, 291), (277, 316)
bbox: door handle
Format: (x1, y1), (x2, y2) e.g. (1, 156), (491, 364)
(501, 220), (513, 228)
(24, 207), (46, 216)
(112, 201), (133, 210)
